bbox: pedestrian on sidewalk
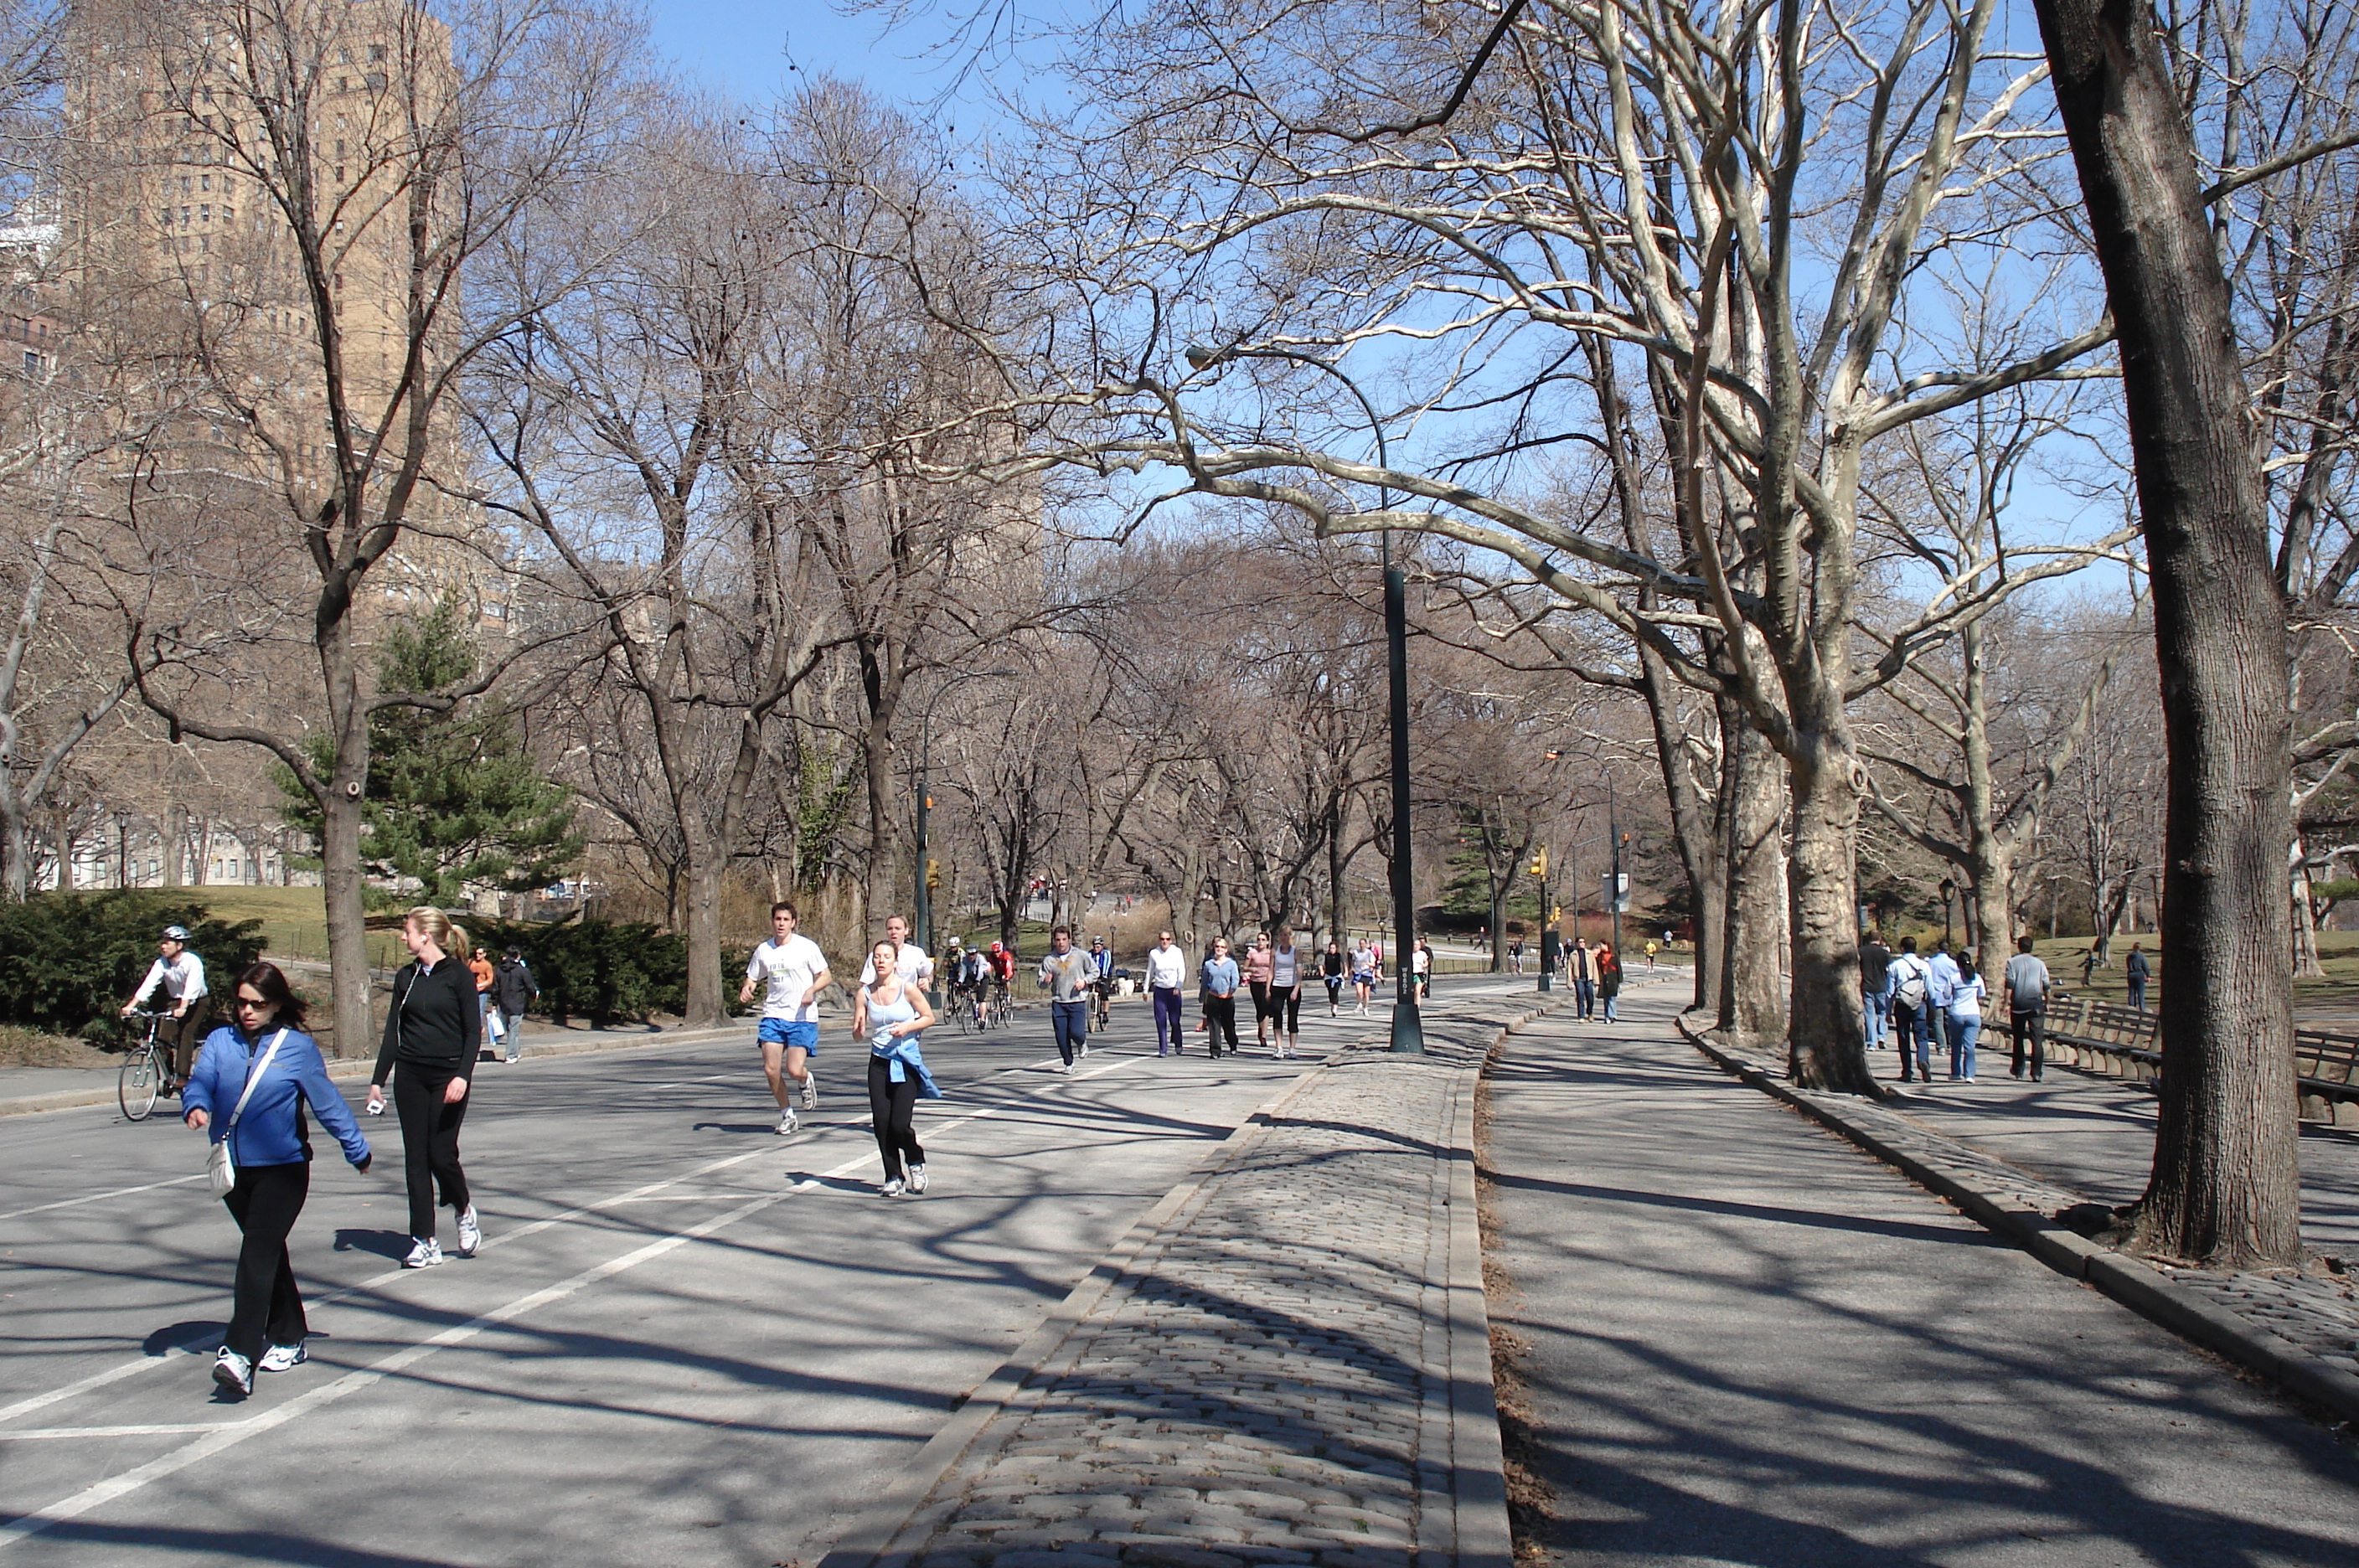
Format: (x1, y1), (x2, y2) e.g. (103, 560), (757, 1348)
(1269, 926), (1305, 1057)
(2124, 942), (2150, 1013)
(367, 906), (483, 1270)
(184, 962), (372, 1397)
(1414, 937), (1434, 1002)
(1597, 942), (1623, 1021)
(1321, 937), (1346, 1015)
(854, 938), (939, 1196)
(1644, 938), (1659, 971)
(1887, 936), (1933, 1084)
(2004, 934), (2052, 1082)
(1925, 940), (1961, 1064)
(492, 947), (537, 1065)
(1509, 936), (1525, 975)
(1200, 936), (1241, 1057)
(1350, 937), (1378, 1014)
(467, 946), (496, 1041)
(1947, 953), (1987, 1081)
(1570, 937), (1597, 1019)
(739, 902), (833, 1135)
(1244, 932), (1276, 1050)
(1144, 929), (1188, 1055)
(1039, 926), (1094, 1074)
(1858, 931), (1892, 1051)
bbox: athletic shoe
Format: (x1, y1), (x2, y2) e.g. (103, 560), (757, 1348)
(213, 1347), (254, 1396)
(258, 1342), (307, 1374)
(800, 1074), (819, 1111)
(907, 1163), (928, 1194)
(505, 1053), (520, 1065)
(456, 1205), (481, 1258)
(402, 1237), (444, 1269)
(777, 1109), (798, 1137)
(1158, 1048), (1170, 1057)
(1054, 1063), (1071, 1075)
(1080, 1041), (1090, 1059)
(880, 1178), (906, 1197)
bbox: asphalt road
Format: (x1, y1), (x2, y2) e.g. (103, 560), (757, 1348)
(1484, 991), (2359, 1567)
(0, 978), (1536, 1567)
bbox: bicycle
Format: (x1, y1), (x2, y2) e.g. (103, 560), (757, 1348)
(947, 983), (978, 1034)
(1091, 977), (1114, 1032)
(984, 983), (1013, 1030)
(118, 1008), (168, 1122)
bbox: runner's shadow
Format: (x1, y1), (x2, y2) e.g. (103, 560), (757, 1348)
(143, 1320), (221, 1355)
(333, 1228), (413, 1259)
(691, 1122), (788, 1135)
(786, 1174), (874, 1193)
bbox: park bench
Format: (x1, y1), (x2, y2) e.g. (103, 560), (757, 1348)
(2040, 995), (2162, 1081)
(2294, 1031), (2359, 1127)
(2036, 995), (2359, 1125)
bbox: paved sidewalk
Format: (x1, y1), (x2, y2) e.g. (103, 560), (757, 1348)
(1482, 993), (2359, 1567)
(816, 995), (1560, 1568)
(1873, 1060), (2359, 1251)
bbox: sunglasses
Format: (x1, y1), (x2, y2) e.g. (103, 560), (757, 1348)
(234, 994), (271, 1009)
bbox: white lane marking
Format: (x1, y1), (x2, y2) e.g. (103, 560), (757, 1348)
(0, 1173), (209, 1225)
(0, 1051), (1147, 1456)
(0, 1424), (228, 1442)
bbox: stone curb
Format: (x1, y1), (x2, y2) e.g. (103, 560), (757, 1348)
(813, 998), (1567, 1568)
(0, 1023), (751, 1118)
(1673, 1011), (2359, 1429)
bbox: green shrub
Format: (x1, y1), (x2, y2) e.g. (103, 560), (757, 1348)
(0, 892), (268, 1040)
(469, 916), (687, 1029)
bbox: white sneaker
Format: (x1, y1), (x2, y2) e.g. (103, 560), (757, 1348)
(800, 1074), (819, 1111)
(213, 1347), (254, 1395)
(880, 1177), (906, 1197)
(777, 1109), (798, 1137)
(907, 1163), (927, 1194)
(1080, 1041), (1090, 1059)
(402, 1237), (444, 1269)
(456, 1205), (481, 1258)
(258, 1342), (306, 1374)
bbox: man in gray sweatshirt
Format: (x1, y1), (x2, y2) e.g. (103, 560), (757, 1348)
(2002, 935), (2052, 1082)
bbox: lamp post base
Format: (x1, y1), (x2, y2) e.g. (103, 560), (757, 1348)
(1391, 999), (1425, 1053)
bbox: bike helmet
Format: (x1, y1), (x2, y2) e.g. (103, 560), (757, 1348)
(989, 941), (1004, 953)
(161, 925), (190, 943)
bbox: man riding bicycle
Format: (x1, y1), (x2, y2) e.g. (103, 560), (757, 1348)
(121, 924), (209, 1095)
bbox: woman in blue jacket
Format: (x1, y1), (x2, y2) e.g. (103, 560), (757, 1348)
(183, 962), (371, 1397)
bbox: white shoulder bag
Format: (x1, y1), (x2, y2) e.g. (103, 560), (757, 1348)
(206, 1029), (290, 1198)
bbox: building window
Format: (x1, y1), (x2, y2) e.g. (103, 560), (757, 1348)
(365, 73), (386, 90)
(337, 76), (348, 92)
(335, 166), (344, 183)
(23, 351), (39, 373)
(200, 204), (210, 222)
(369, 44), (386, 61)
(199, 173), (209, 190)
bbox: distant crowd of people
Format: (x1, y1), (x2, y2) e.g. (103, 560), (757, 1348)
(1856, 930), (2149, 1086)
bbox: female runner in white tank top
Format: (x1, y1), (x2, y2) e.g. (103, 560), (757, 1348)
(1268, 927), (1304, 1059)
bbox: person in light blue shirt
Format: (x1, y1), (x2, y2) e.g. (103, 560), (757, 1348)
(183, 962), (371, 1397)
(854, 939), (939, 1197)
(1200, 937), (1241, 1059)
(1924, 941), (1963, 1061)
(1946, 953), (1989, 1082)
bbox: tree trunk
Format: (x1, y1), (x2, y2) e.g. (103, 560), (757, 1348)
(320, 786), (370, 1061)
(681, 844), (726, 1027)
(2031, 0), (2301, 1266)
(53, 803), (71, 890)
(2290, 848), (2326, 978)
(1723, 712), (1788, 1040)
(2, 812), (28, 901)
(1784, 732), (1876, 1092)
(164, 803), (187, 887)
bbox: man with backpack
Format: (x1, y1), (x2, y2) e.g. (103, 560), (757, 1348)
(1887, 936), (1933, 1085)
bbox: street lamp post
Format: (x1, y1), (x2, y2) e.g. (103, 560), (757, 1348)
(914, 669), (1016, 1006)
(1608, 773), (1625, 958)
(1939, 878), (1956, 951)
(116, 811), (131, 890)
(1186, 342), (1422, 1053)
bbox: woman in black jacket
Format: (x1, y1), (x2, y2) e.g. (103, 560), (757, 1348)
(368, 905), (482, 1268)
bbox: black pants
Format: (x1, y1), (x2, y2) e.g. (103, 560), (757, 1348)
(162, 1003), (210, 1081)
(2011, 1009), (2046, 1078)
(867, 1055), (925, 1181)
(1205, 995), (1239, 1055)
(391, 1064), (472, 1240)
(1324, 976), (1343, 1008)
(222, 1159), (310, 1359)
(1269, 984), (1302, 1034)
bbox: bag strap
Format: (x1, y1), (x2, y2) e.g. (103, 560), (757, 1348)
(225, 1029), (290, 1132)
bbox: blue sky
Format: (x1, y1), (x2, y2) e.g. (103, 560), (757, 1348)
(645, 2), (1010, 114)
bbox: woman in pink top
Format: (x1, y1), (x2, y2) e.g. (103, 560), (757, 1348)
(1244, 933), (1276, 1050)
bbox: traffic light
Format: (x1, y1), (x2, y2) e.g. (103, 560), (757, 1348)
(927, 858), (942, 890)
(1552, 905), (1562, 922)
(1529, 846), (1549, 878)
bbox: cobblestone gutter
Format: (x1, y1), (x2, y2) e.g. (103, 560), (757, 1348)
(1676, 1014), (2359, 1429)
(813, 997), (1567, 1568)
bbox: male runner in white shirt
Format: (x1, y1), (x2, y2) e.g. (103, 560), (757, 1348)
(738, 902), (833, 1135)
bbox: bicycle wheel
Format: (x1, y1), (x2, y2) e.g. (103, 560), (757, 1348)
(119, 1045), (160, 1121)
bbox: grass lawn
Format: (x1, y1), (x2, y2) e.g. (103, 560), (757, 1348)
(177, 885), (410, 968)
(2016, 931), (2359, 1014)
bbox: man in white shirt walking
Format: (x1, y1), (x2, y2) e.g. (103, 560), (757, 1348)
(738, 902), (833, 1135)
(1143, 929), (1188, 1055)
